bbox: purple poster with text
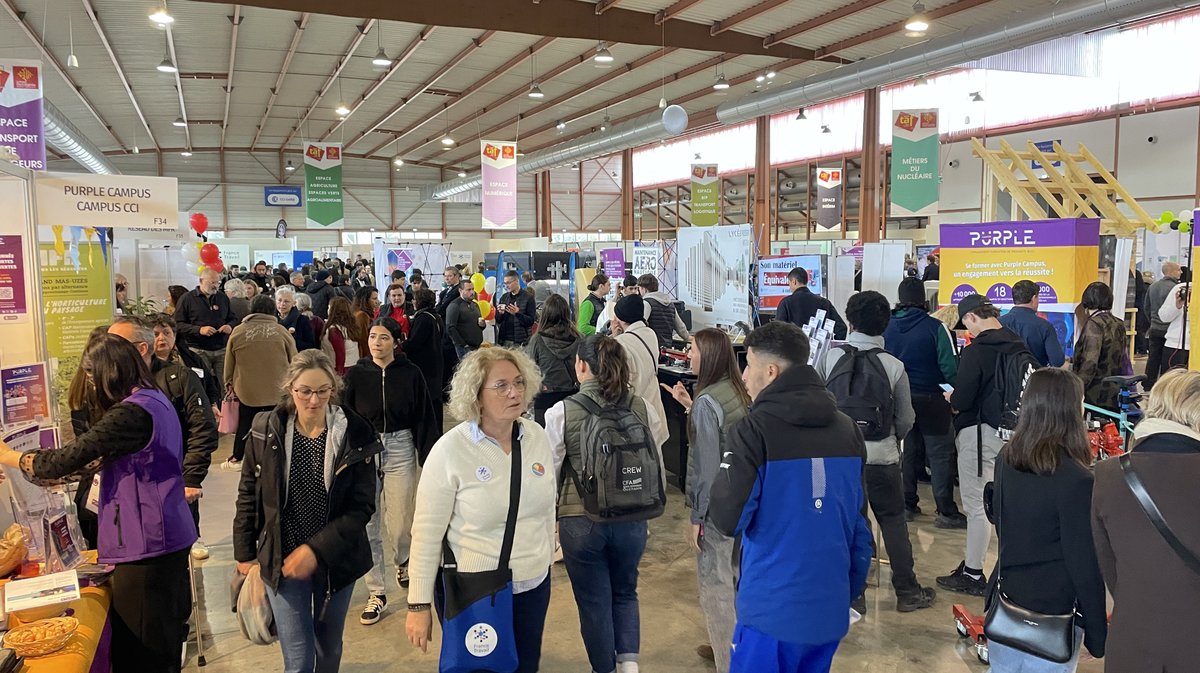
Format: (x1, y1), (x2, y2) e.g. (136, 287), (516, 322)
(0, 60), (45, 171)
(600, 248), (625, 282)
(0, 235), (26, 320)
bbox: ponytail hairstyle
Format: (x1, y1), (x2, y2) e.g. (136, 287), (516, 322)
(587, 273), (609, 293)
(577, 334), (630, 403)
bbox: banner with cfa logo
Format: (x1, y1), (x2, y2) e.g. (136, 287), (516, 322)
(481, 140), (517, 230)
(0, 60), (45, 171)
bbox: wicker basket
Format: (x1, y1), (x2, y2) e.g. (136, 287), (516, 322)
(4, 616), (79, 657)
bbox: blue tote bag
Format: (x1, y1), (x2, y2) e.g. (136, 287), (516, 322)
(438, 425), (522, 673)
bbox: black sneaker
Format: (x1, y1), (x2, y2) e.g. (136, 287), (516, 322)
(896, 586), (937, 612)
(935, 513), (968, 529)
(851, 595), (867, 615)
(936, 562), (988, 596)
(397, 561), (410, 589)
(904, 506), (922, 522)
(359, 594), (387, 625)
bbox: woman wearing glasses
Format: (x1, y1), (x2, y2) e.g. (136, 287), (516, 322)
(232, 350), (382, 673)
(222, 296), (297, 470)
(405, 348), (556, 673)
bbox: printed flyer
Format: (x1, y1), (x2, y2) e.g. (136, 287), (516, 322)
(1, 363), (50, 425)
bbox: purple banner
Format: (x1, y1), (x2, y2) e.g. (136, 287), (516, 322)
(0, 61), (46, 171)
(0, 235), (26, 319)
(600, 248), (625, 282)
(481, 140), (517, 229)
(940, 218), (1100, 249)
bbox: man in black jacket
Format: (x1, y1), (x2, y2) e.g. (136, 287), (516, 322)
(109, 316), (218, 560)
(494, 270), (536, 347)
(174, 269), (237, 391)
(436, 266), (464, 400)
(937, 294), (1030, 597)
(446, 280), (484, 358)
(774, 267), (847, 339)
(304, 269), (338, 319)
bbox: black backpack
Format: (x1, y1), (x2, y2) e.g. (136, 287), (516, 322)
(563, 394), (666, 523)
(826, 346), (895, 441)
(993, 348), (1041, 440)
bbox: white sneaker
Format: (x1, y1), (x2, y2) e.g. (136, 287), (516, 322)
(191, 540), (210, 560)
(220, 458), (241, 471)
(359, 594), (387, 625)
(617, 662), (639, 673)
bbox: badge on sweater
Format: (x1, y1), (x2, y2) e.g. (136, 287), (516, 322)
(531, 463), (545, 477)
(475, 466), (492, 482)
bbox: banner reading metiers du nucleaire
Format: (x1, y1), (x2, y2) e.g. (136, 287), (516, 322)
(890, 109), (940, 217)
(304, 142), (344, 229)
(0, 60), (47, 171)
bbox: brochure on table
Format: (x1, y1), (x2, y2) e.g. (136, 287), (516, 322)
(675, 224), (751, 330)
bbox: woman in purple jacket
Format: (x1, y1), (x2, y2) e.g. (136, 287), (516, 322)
(0, 334), (196, 673)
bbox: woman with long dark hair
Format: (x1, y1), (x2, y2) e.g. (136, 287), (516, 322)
(578, 273), (609, 336)
(987, 368), (1107, 672)
(546, 334), (662, 673)
(352, 285), (380, 357)
(1071, 282), (1127, 410)
(0, 334), (196, 673)
(526, 293), (581, 425)
(661, 328), (750, 672)
(323, 296), (361, 375)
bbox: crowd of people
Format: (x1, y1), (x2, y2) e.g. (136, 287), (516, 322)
(0, 253), (1194, 673)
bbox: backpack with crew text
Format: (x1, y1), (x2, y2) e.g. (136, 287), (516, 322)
(993, 348), (1040, 440)
(564, 394), (665, 523)
(826, 346), (895, 441)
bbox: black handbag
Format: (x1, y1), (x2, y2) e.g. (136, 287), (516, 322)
(1120, 453), (1200, 575)
(983, 463), (1078, 664)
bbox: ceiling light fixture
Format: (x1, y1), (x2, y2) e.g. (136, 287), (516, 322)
(372, 23), (391, 67)
(593, 42), (614, 65)
(149, 4), (174, 26)
(527, 83), (545, 99)
(67, 16), (79, 68)
(180, 150), (192, 157)
(285, 160), (295, 172)
(905, 1), (930, 35)
(457, 169), (467, 178)
(555, 120), (566, 130)
(796, 108), (807, 120)
(172, 117), (186, 127)
(599, 115), (610, 132)
(132, 145), (140, 154)
(659, 96), (667, 109)
(821, 125), (831, 134)
(766, 69), (776, 79)
(157, 56), (178, 73)
(392, 156), (404, 167)
(571, 163), (580, 171)
(755, 74), (765, 83)
(970, 91), (984, 102)
(713, 74), (730, 91)
(915, 74), (929, 86)
(335, 102), (351, 116)
(441, 135), (455, 146)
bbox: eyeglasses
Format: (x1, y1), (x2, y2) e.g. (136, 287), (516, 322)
(486, 379), (526, 396)
(292, 387), (334, 400)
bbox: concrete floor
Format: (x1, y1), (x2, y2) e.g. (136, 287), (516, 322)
(185, 433), (1105, 673)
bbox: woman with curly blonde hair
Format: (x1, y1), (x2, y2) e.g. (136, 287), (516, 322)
(405, 347), (555, 672)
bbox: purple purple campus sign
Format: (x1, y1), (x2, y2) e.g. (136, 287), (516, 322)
(939, 218), (1100, 249)
(0, 60), (46, 171)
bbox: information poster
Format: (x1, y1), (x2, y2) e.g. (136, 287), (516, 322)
(815, 166), (843, 231)
(690, 164), (719, 227)
(0, 234), (26, 321)
(631, 245), (658, 278)
(0, 59), (46, 170)
(676, 224), (751, 329)
(890, 109), (940, 217)
(1, 363), (49, 425)
(600, 248), (625, 281)
(40, 242), (111, 366)
(757, 255), (822, 310)
(304, 142), (344, 229)
(34, 173), (178, 231)
(481, 140), (517, 230)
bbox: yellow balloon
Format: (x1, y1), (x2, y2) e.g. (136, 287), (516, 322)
(197, 264), (207, 276)
(471, 273), (485, 293)
(476, 299), (491, 317)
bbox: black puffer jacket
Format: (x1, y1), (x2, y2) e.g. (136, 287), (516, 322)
(233, 405), (381, 593)
(342, 355), (439, 464)
(304, 280), (338, 319)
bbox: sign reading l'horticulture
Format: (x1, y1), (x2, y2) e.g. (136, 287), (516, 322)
(0, 60), (45, 171)
(815, 165), (843, 231)
(304, 142), (344, 229)
(481, 140), (517, 229)
(889, 109), (940, 217)
(691, 163), (719, 227)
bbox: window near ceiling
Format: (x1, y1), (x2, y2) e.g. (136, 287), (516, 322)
(632, 121), (756, 188)
(340, 231), (444, 245)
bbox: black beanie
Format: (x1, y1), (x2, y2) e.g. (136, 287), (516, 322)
(897, 277), (927, 307)
(614, 294), (645, 325)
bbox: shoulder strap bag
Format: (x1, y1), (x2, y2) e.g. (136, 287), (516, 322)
(1120, 453), (1200, 575)
(983, 463), (1078, 664)
(438, 423), (523, 673)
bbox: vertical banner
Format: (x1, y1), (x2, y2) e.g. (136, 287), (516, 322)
(304, 142), (344, 229)
(890, 109), (940, 217)
(40, 242), (112, 367)
(690, 164), (719, 227)
(0, 60), (45, 170)
(676, 224), (752, 329)
(600, 248), (625, 302)
(815, 165), (843, 231)
(481, 140), (518, 230)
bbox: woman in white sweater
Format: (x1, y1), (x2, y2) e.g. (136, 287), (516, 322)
(405, 347), (556, 673)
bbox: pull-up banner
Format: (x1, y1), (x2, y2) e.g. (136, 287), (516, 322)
(815, 165), (843, 231)
(691, 164), (719, 227)
(304, 142), (344, 229)
(0, 60), (45, 171)
(481, 140), (517, 230)
(890, 109), (940, 217)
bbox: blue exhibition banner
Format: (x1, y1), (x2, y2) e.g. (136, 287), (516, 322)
(264, 185), (303, 207)
(293, 250), (314, 268)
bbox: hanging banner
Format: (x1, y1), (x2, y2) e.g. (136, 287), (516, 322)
(34, 173), (178, 230)
(304, 142), (344, 229)
(676, 224), (751, 329)
(40, 242), (112, 367)
(481, 140), (518, 229)
(890, 109), (940, 217)
(0, 60), (45, 171)
(691, 164), (719, 227)
(815, 165), (843, 231)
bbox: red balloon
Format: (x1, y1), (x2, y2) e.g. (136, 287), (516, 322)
(189, 213), (209, 236)
(208, 259), (225, 274)
(199, 243), (221, 264)
(477, 290), (490, 302)
(484, 304), (495, 320)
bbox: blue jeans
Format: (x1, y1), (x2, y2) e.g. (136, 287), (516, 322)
(988, 626), (1084, 673)
(559, 516), (648, 673)
(266, 576), (355, 673)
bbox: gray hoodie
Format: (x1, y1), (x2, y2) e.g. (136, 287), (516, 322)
(816, 332), (915, 465)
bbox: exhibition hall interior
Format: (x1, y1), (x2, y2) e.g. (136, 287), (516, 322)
(0, 0), (1197, 672)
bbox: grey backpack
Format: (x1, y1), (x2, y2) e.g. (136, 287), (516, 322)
(564, 394), (665, 523)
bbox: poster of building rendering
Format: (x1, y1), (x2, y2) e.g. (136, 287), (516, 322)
(675, 224), (752, 330)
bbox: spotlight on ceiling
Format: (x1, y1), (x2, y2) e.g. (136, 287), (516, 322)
(372, 48), (392, 68)
(180, 150), (192, 157)
(766, 69), (776, 79)
(172, 117), (186, 127)
(593, 42), (614, 65)
(527, 83), (545, 99)
(713, 74), (730, 91)
(441, 135), (456, 147)
(149, 6), (174, 26)
(392, 156), (404, 167)
(457, 170), (467, 178)
(334, 102), (351, 116)
(157, 57), (178, 73)
(905, 1), (930, 35)
(284, 160), (295, 172)
(555, 120), (566, 130)
(970, 91), (984, 102)
(821, 125), (831, 134)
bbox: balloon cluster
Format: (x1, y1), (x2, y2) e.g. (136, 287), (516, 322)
(470, 272), (498, 320)
(1156, 210), (1194, 233)
(182, 213), (227, 275)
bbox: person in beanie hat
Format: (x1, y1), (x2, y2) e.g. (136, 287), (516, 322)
(305, 269), (338, 320)
(883, 278), (964, 528)
(611, 294), (669, 450)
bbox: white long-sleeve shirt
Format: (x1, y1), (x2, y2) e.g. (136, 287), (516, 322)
(1158, 283), (1192, 350)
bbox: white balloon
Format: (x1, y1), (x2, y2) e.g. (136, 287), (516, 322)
(1180, 210), (1195, 223)
(185, 261), (200, 273)
(484, 275), (497, 295)
(182, 244), (201, 263)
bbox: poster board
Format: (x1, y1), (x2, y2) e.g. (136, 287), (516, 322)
(861, 243), (908, 305)
(676, 224), (751, 330)
(757, 255), (825, 310)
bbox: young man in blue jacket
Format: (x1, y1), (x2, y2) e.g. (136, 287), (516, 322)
(710, 321), (873, 673)
(998, 279), (1065, 367)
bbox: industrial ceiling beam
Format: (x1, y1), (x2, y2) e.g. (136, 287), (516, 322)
(343, 30), (492, 151)
(280, 18), (375, 150)
(189, 0), (817, 58)
(655, 0), (706, 25)
(385, 44), (597, 159)
(815, 0), (993, 57)
(251, 12), (310, 150)
(94, 146), (444, 167)
(80, 0), (158, 150)
(711, 0), (791, 36)
(165, 27), (192, 149)
(764, 0), (890, 47)
(594, 0), (626, 14)
(0, 0), (124, 149)
(319, 25), (440, 141)
(363, 36), (556, 158)
(220, 6), (243, 149)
